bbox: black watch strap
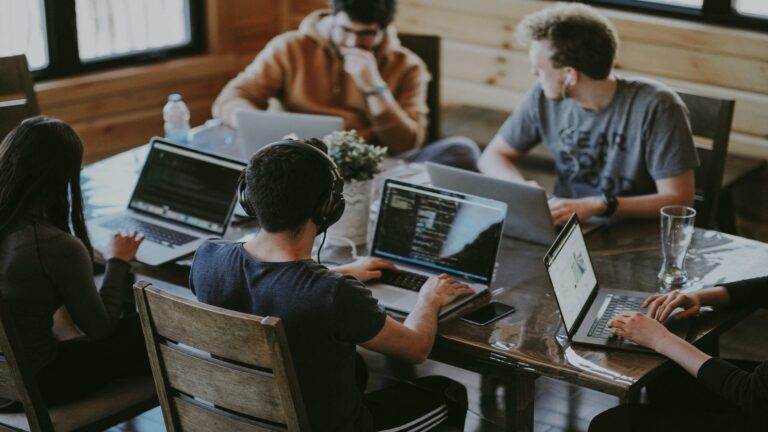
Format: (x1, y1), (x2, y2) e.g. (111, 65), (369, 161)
(601, 193), (618, 217)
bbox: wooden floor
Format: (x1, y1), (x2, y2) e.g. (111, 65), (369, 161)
(106, 105), (767, 431)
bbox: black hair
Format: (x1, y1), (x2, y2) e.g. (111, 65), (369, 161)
(244, 138), (333, 236)
(0, 116), (92, 257)
(330, 0), (397, 28)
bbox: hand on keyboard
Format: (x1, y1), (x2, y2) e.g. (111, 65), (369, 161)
(419, 274), (475, 307)
(334, 258), (399, 282)
(607, 311), (672, 351)
(107, 230), (145, 262)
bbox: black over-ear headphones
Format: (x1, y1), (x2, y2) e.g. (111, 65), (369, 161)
(238, 139), (346, 232)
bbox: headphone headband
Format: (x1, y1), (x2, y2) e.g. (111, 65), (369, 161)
(238, 139), (345, 232)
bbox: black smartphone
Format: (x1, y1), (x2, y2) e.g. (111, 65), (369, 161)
(460, 302), (516, 326)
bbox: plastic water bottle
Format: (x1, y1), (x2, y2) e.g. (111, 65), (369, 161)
(163, 94), (190, 144)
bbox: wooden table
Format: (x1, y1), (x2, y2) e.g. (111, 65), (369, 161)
(83, 143), (768, 431)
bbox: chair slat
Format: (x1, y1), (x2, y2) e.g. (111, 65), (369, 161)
(0, 361), (19, 400)
(173, 396), (284, 432)
(160, 343), (286, 424)
(144, 288), (274, 368)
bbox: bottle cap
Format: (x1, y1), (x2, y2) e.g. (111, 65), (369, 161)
(168, 94), (182, 102)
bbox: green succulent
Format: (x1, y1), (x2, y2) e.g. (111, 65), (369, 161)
(323, 130), (387, 182)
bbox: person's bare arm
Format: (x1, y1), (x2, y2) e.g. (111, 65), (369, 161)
(613, 170), (695, 218)
(478, 134), (528, 183)
(549, 170), (695, 225)
(361, 274), (474, 363)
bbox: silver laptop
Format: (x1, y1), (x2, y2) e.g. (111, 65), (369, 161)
(235, 110), (344, 154)
(427, 162), (555, 245)
(543, 214), (688, 352)
(87, 138), (244, 266)
(367, 179), (507, 317)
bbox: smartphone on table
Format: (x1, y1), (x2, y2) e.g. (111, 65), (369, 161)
(460, 302), (516, 326)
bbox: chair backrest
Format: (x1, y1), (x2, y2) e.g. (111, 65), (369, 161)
(134, 281), (310, 432)
(0, 55), (40, 141)
(0, 293), (55, 431)
(399, 33), (441, 145)
(677, 91), (735, 229)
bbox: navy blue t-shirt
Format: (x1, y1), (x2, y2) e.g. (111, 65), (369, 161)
(190, 240), (387, 431)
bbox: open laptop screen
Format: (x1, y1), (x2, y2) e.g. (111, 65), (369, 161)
(371, 180), (506, 284)
(544, 218), (598, 334)
(128, 140), (244, 235)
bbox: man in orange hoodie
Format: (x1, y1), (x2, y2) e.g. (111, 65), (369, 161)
(213, 0), (480, 171)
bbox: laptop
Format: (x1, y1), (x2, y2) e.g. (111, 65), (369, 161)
(543, 214), (688, 352)
(87, 138), (244, 266)
(426, 162), (603, 245)
(427, 162), (555, 245)
(367, 179), (507, 317)
(235, 110), (344, 154)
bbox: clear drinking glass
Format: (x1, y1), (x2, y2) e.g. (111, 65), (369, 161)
(657, 205), (696, 291)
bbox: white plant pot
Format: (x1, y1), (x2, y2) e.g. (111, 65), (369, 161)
(326, 179), (372, 246)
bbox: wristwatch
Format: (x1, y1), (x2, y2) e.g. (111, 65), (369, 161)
(364, 83), (389, 97)
(601, 193), (619, 217)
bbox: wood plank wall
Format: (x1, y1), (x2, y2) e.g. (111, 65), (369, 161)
(392, 0), (768, 159)
(33, 0), (290, 163)
(29, 0), (768, 162)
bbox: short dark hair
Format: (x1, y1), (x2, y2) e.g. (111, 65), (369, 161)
(516, 3), (619, 80)
(244, 139), (332, 236)
(331, 0), (397, 28)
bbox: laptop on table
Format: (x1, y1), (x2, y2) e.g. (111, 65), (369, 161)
(87, 138), (244, 266)
(543, 214), (688, 352)
(426, 162), (603, 245)
(367, 179), (507, 318)
(234, 110), (344, 157)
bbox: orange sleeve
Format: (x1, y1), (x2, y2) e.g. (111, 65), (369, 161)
(212, 35), (290, 127)
(370, 62), (429, 154)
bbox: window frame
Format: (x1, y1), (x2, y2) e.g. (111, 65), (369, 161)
(581, 0), (768, 32)
(33, 0), (206, 81)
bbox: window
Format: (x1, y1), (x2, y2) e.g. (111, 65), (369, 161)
(734, 0), (768, 18)
(0, 0), (48, 69)
(0, 0), (205, 80)
(581, 0), (768, 31)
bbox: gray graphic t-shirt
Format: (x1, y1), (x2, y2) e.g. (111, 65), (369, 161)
(498, 77), (699, 198)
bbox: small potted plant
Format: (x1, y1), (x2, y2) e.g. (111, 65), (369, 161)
(323, 130), (387, 246)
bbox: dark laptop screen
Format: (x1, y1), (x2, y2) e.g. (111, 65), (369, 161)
(128, 141), (244, 234)
(371, 180), (506, 283)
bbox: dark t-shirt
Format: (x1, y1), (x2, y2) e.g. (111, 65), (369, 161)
(498, 76), (699, 198)
(190, 240), (387, 431)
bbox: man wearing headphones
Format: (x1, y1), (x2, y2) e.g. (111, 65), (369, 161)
(190, 138), (470, 431)
(478, 3), (699, 225)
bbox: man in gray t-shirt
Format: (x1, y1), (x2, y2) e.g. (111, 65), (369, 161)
(478, 3), (698, 225)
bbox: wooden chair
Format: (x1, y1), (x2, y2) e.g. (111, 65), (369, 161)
(677, 91), (735, 230)
(0, 292), (157, 432)
(0, 55), (40, 141)
(134, 281), (310, 431)
(399, 33), (441, 144)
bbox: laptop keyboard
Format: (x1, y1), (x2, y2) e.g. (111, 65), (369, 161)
(588, 295), (647, 339)
(379, 270), (429, 292)
(100, 216), (198, 248)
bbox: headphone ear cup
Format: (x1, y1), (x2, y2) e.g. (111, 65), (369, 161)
(313, 182), (345, 231)
(237, 173), (256, 217)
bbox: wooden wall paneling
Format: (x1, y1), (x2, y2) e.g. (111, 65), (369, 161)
(396, 4), (768, 94)
(400, 0), (768, 61)
(440, 41), (768, 139)
(395, 0), (768, 159)
(75, 97), (215, 163)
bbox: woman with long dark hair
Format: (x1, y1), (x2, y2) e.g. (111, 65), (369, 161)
(0, 116), (149, 408)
